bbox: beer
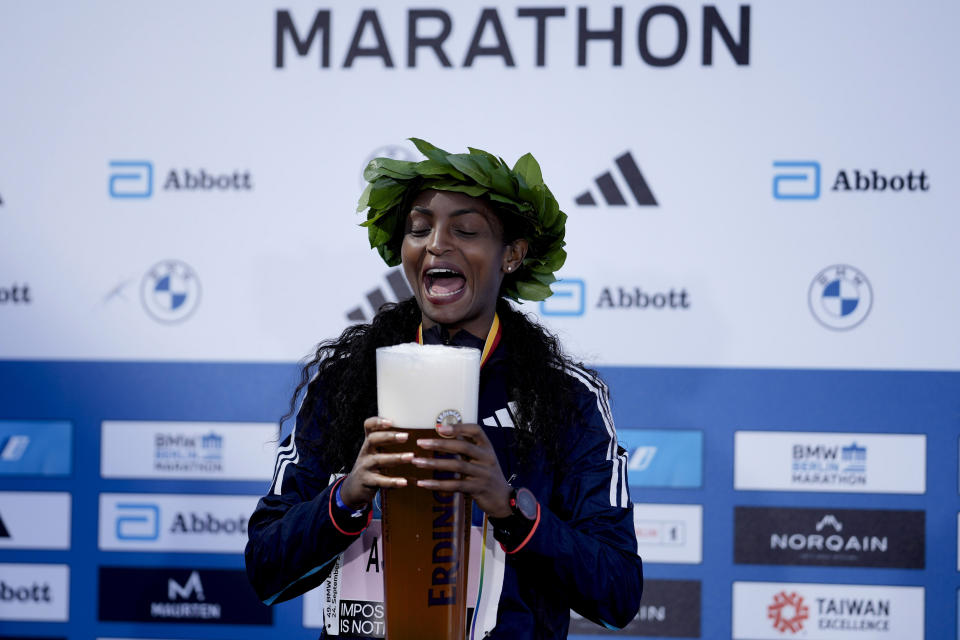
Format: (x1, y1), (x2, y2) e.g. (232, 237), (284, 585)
(379, 429), (472, 639)
(376, 344), (479, 640)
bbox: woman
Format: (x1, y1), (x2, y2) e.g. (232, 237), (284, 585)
(245, 139), (643, 638)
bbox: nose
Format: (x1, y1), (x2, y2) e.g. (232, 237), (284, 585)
(426, 224), (452, 255)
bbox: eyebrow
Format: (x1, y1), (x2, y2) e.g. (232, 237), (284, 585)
(410, 206), (486, 218)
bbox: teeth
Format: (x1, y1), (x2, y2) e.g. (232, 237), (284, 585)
(427, 268), (461, 277)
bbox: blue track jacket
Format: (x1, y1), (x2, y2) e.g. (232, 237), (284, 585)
(245, 329), (643, 638)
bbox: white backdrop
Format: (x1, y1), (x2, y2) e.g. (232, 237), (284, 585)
(2, 1), (957, 369)
(1, 3), (959, 640)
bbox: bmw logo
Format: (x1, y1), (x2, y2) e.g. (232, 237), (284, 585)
(808, 264), (872, 330)
(360, 144), (417, 188)
(141, 260), (201, 324)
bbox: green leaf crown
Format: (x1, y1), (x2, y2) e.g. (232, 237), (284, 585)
(357, 138), (567, 302)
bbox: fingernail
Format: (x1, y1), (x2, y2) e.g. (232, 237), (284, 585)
(416, 480), (433, 488)
(380, 418), (393, 426)
(437, 424), (454, 436)
(395, 432), (408, 441)
(411, 457), (426, 466)
(401, 452), (414, 461)
(418, 439), (435, 449)
(396, 478), (407, 486)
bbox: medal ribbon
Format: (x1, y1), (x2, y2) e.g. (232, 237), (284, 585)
(417, 313), (501, 369)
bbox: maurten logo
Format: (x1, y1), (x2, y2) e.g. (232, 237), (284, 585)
(141, 260), (201, 324)
(768, 591), (809, 633)
(169, 571), (204, 601)
(808, 264), (872, 330)
(575, 152), (657, 206)
(346, 268), (412, 322)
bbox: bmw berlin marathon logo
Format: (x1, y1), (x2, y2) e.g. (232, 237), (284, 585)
(141, 260), (201, 323)
(808, 265), (872, 330)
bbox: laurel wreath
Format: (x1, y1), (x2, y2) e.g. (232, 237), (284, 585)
(357, 138), (567, 302)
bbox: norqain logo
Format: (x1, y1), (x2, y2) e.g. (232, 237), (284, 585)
(275, 5), (750, 69)
(734, 506), (925, 569)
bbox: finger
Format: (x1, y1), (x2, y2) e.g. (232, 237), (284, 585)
(367, 430), (409, 447)
(416, 478), (474, 491)
(363, 416), (394, 435)
(360, 471), (408, 488)
(410, 456), (478, 474)
(417, 438), (490, 461)
(435, 422), (491, 445)
(363, 452), (415, 468)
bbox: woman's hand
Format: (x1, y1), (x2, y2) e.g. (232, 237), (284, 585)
(339, 417), (412, 509)
(412, 422), (512, 518)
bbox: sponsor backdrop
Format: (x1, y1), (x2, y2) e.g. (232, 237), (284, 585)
(1, 1), (958, 638)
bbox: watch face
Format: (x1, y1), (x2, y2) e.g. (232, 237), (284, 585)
(514, 487), (538, 520)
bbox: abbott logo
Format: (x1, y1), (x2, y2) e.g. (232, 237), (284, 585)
(773, 161), (820, 200)
(109, 161), (153, 198)
(169, 571), (205, 601)
(540, 279), (585, 316)
(575, 152), (657, 206)
(116, 503), (160, 540)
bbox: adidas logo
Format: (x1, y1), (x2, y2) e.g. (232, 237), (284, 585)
(575, 151), (657, 206)
(346, 268), (413, 322)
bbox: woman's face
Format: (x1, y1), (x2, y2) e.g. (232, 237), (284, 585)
(401, 189), (526, 337)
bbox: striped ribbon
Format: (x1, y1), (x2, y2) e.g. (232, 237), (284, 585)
(416, 314), (502, 370)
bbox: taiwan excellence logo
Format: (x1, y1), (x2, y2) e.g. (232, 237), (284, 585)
(768, 590), (809, 633)
(808, 265), (872, 330)
(140, 260), (201, 324)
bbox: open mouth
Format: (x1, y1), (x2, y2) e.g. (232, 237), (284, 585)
(424, 267), (466, 298)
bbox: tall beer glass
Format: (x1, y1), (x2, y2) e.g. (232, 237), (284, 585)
(376, 344), (479, 640)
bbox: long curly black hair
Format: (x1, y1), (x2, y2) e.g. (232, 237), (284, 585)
(282, 296), (598, 473)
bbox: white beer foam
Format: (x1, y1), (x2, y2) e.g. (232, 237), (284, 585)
(377, 344), (480, 429)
